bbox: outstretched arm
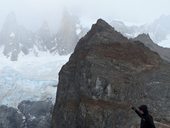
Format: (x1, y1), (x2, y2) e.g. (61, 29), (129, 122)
(131, 107), (143, 118)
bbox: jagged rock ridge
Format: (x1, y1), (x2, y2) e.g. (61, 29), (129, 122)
(52, 19), (170, 128)
(133, 33), (170, 62)
(111, 15), (170, 43)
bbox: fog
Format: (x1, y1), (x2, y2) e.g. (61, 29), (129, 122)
(1, 0), (170, 31)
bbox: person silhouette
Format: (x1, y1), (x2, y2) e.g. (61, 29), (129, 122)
(131, 105), (156, 128)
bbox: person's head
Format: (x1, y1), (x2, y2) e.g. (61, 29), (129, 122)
(138, 105), (148, 115)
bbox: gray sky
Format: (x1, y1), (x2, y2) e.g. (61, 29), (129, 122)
(0, 0), (170, 30)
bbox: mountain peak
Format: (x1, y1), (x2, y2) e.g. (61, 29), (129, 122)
(134, 33), (170, 62)
(96, 19), (114, 29)
(75, 19), (128, 50)
(134, 33), (155, 47)
(73, 19), (161, 71)
(90, 19), (115, 34)
(135, 33), (152, 41)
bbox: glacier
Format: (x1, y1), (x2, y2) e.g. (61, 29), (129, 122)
(0, 51), (70, 107)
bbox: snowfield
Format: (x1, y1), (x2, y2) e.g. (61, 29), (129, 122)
(0, 51), (70, 107)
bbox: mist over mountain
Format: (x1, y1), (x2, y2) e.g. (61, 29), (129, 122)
(51, 11), (81, 55)
(35, 21), (54, 51)
(0, 12), (170, 61)
(0, 12), (87, 61)
(0, 12), (34, 61)
(0, 0), (170, 127)
(111, 15), (170, 47)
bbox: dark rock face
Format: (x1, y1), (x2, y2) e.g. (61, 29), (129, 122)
(52, 19), (170, 128)
(0, 100), (53, 128)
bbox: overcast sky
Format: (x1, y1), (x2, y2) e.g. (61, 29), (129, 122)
(0, 0), (170, 30)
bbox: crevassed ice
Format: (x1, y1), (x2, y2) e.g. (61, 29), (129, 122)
(0, 52), (70, 107)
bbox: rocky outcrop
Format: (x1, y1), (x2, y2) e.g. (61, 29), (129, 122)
(52, 19), (170, 128)
(0, 105), (24, 128)
(18, 100), (53, 128)
(0, 100), (53, 128)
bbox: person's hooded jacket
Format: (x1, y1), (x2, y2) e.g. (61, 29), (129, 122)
(132, 105), (156, 128)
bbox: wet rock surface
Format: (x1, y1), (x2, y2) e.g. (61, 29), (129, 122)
(52, 19), (170, 128)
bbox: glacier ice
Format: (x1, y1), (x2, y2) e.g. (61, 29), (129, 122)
(0, 52), (70, 107)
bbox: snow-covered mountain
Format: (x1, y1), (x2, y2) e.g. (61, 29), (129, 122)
(35, 21), (54, 51)
(51, 11), (88, 55)
(0, 12), (87, 61)
(0, 12), (35, 61)
(1, 13), (170, 62)
(111, 15), (170, 48)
